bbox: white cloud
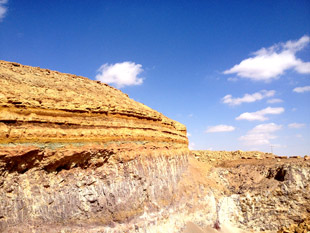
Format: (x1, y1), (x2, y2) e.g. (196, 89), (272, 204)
(239, 123), (282, 146)
(295, 61), (310, 73)
(222, 90), (275, 106)
(250, 123), (282, 133)
(223, 35), (310, 81)
(0, 0), (8, 21)
(187, 132), (191, 137)
(236, 107), (284, 121)
(293, 86), (310, 93)
(205, 125), (235, 133)
(96, 61), (144, 88)
(267, 98), (283, 104)
(288, 123), (306, 129)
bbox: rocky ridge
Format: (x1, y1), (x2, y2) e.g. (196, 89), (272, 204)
(0, 60), (309, 233)
(0, 61), (190, 232)
(0, 60), (187, 146)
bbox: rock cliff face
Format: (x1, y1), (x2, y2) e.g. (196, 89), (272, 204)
(191, 151), (310, 233)
(0, 60), (187, 146)
(210, 159), (310, 232)
(1, 61), (309, 233)
(0, 60), (190, 232)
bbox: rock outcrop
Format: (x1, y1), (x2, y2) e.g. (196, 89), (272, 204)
(1, 60), (309, 233)
(211, 158), (310, 232)
(192, 151), (310, 232)
(192, 150), (275, 164)
(0, 60), (190, 232)
(0, 60), (187, 147)
(277, 218), (310, 233)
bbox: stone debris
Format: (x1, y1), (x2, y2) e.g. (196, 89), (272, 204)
(277, 218), (310, 233)
(192, 150), (310, 232)
(192, 150), (275, 164)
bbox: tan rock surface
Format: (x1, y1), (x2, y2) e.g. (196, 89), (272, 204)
(0, 60), (187, 146)
(193, 151), (310, 232)
(1, 60), (309, 233)
(0, 60), (190, 232)
(277, 218), (310, 233)
(0, 60), (189, 172)
(191, 150), (274, 165)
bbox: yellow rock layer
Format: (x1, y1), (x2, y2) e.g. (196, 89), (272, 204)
(0, 60), (188, 148)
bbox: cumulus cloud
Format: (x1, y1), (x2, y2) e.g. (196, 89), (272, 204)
(288, 123), (306, 129)
(236, 107), (284, 121)
(96, 61), (144, 88)
(223, 35), (310, 81)
(293, 86), (310, 93)
(267, 98), (283, 104)
(294, 62), (310, 73)
(250, 123), (283, 133)
(239, 123), (282, 146)
(0, 0), (8, 21)
(222, 90), (275, 106)
(205, 125), (235, 133)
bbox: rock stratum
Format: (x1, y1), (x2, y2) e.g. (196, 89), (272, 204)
(0, 60), (309, 233)
(0, 60), (190, 232)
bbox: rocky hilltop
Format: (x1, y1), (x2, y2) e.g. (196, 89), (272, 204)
(0, 61), (309, 233)
(0, 60), (187, 146)
(0, 60), (190, 232)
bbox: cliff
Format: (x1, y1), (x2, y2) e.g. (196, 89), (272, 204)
(191, 151), (310, 233)
(0, 61), (187, 146)
(0, 60), (190, 232)
(1, 61), (309, 233)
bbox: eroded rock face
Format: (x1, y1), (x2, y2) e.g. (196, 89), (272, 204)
(0, 60), (187, 146)
(1, 61), (309, 233)
(1, 154), (190, 232)
(208, 158), (310, 232)
(0, 61), (190, 232)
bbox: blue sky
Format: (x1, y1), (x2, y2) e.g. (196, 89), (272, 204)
(1, 0), (309, 155)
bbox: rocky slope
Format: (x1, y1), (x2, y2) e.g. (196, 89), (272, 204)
(1, 60), (309, 233)
(0, 60), (191, 232)
(191, 151), (310, 233)
(0, 60), (187, 146)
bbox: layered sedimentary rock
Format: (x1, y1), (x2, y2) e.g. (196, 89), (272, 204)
(1, 61), (309, 233)
(0, 61), (190, 232)
(0, 60), (187, 146)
